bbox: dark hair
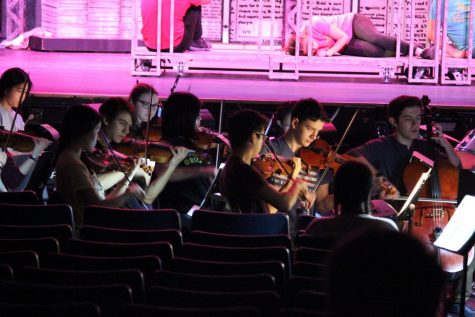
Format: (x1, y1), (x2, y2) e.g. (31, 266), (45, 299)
(387, 95), (422, 121)
(327, 230), (444, 317)
(128, 83), (158, 107)
(333, 161), (373, 214)
(162, 92), (201, 140)
(291, 98), (329, 123)
(227, 109), (268, 148)
(0, 67), (32, 100)
(99, 97), (134, 126)
(57, 105), (102, 155)
(286, 34), (304, 56)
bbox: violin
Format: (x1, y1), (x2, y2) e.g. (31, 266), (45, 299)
(115, 139), (173, 164)
(81, 148), (135, 173)
(139, 117), (162, 142)
(0, 129), (36, 152)
(252, 154), (296, 179)
(192, 127), (230, 150)
(299, 139), (353, 171)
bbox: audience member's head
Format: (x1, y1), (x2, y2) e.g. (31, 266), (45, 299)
(333, 161), (373, 215)
(227, 109), (268, 149)
(327, 229), (444, 317)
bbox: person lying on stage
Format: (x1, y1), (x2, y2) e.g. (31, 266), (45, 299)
(156, 92), (217, 220)
(98, 97), (189, 208)
(305, 161), (398, 245)
(141, 0), (212, 52)
(220, 109), (311, 214)
(346, 95), (460, 196)
(0, 67), (52, 191)
(128, 83), (162, 140)
(286, 13), (428, 58)
(424, 0), (475, 59)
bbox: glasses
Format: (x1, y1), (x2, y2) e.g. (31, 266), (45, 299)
(255, 131), (268, 140)
(137, 99), (160, 110)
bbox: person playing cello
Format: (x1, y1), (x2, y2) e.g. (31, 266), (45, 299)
(346, 95), (473, 317)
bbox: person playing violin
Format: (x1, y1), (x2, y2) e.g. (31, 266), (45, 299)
(128, 83), (161, 140)
(260, 98), (334, 215)
(346, 95), (461, 196)
(0, 67), (52, 191)
(220, 109), (310, 214)
(157, 92), (217, 221)
(98, 97), (189, 208)
(54, 104), (146, 231)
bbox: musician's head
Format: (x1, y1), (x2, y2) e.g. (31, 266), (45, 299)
(59, 105), (102, 153)
(273, 101), (295, 136)
(129, 83), (160, 126)
(99, 97), (134, 143)
(327, 229), (444, 317)
(387, 95), (423, 142)
(162, 92), (201, 140)
(0, 67), (32, 109)
(334, 161), (373, 215)
(288, 98), (329, 147)
(227, 109), (268, 156)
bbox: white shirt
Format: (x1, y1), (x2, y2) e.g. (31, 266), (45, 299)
(0, 105), (25, 132)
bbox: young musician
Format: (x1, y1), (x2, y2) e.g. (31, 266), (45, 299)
(220, 109), (310, 213)
(55, 105), (145, 230)
(98, 97), (189, 206)
(346, 95), (471, 317)
(128, 83), (161, 140)
(0, 67), (51, 191)
(261, 98), (333, 214)
(157, 92), (217, 216)
(346, 95), (460, 195)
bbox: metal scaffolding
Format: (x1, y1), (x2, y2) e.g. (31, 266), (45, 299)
(5, 0), (25, 40)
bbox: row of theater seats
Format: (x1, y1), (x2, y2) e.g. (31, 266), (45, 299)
(0, 191), (335, 317)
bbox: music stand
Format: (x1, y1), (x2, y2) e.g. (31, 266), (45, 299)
(433, 195), (475, 317)
(397, 151), (434, 222)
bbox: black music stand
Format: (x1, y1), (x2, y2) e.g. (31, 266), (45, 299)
(434, 195), (475, 317)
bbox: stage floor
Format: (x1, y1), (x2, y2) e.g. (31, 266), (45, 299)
(0, 48), (474, 109)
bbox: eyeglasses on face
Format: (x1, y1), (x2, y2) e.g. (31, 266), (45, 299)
(254, 131), (268, 140)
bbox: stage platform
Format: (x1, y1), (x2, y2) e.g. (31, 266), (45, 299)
(1, 49), (474, 110)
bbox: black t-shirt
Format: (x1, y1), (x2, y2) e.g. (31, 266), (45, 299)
(346, 135), (445, 195)
(220, 156), (268, 213)
(158, 136), (212, 214)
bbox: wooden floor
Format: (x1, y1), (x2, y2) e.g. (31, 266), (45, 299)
(1, 48), (474, 109)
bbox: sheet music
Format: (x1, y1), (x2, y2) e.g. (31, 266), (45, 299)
(434, 195), (475, 253)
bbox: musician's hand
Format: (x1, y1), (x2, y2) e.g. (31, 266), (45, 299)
(431, 123), (451, 149)
(127, 182), (146, 201)
(301, 190), (317, 210)
(126, 156), (141, 179)
(291, 157), (302, 179)
(169, 146), (190, 167)
(0, 151), (7, 168)
(31, 137), (52, 158)
(375, 176), (400, 200)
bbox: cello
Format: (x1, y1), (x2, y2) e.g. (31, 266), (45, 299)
(403, 96), (472, 274)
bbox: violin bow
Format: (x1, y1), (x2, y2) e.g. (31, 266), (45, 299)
(2, 72), (30, 152)
(313, 108), (360, 193)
